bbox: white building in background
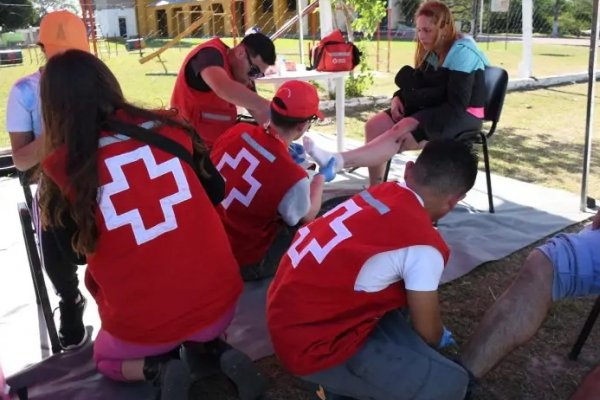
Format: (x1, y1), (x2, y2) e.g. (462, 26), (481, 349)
(94, 0), (138, 38)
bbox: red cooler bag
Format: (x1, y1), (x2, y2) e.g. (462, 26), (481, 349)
(309, 30), (361, 72)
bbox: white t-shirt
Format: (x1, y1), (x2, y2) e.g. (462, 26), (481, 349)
(277, 178), (311, 226)
(354, 183), (445, 292)
(6, 70), (42, 138)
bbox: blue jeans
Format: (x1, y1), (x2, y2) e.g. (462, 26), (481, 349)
(538, 226), (600, 300)
(300, 310), (468, 400)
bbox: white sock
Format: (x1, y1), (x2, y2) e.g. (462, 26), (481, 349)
(303, 136), (344, 171)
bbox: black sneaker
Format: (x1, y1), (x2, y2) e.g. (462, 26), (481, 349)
(144, 354), (190, 400)
(155, 359), (191, 400)
(57, 294), (88, 350)
(219, 347), (268, 400)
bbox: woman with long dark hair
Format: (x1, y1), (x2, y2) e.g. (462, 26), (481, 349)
(38, 49), (265, 400)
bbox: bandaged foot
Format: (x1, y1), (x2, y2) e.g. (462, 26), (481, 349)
(302, 136), (344, 171)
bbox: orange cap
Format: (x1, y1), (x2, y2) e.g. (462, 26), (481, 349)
(38, 10), (89, 58)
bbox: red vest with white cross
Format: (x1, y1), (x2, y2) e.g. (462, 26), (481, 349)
(171, 37), (238, 148)
(210, 122), (307, 267)
(42, 112), (243, 344)
(267, 182), (450, 375)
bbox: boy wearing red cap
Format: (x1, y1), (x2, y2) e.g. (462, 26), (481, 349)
(6, 10), (90, 350)
(210, 80), (332, 280)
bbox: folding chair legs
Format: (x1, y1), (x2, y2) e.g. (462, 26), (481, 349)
(480, 134), (495, 213)
(383, 159), (392, 183)
(569, 295), (600, 361)
(18, 202), (62, 355)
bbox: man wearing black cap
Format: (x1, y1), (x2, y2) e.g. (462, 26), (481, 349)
(171, 33), (276, 149)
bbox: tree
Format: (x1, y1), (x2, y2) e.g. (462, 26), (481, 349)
(342, 0), (387, 38)
(0, 0), (34, 31)
(30, 0), (80, 24)
(552, 0), (566, 37)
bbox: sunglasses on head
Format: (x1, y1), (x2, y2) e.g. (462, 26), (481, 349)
(244, 46), (264, 79)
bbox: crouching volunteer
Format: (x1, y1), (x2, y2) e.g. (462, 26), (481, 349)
(210, 80), (335, 281)
(38, 50), (266, 400)
(267, 139), (479, 400)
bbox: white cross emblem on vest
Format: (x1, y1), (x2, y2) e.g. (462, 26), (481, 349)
(98, 145), (192, 245)
(287, 199), (361, 268)
(216, 147), (262, 209)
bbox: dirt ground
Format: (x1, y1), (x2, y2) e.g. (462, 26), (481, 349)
(189, 220), (598, 400)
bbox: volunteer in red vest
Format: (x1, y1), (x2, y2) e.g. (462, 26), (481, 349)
(171, 33), (276, 148)
(211, 80), (334, 281)
(38, 50), (266, 400)
(267, 139), (479, 400)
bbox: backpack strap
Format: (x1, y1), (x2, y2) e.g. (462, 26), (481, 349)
(103, 119), (225, 205)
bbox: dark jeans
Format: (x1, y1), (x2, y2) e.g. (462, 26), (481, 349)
(40, 227), (81, 302)
(301, 310), (469, 400)
(27, 174), (81, 303)
(240, 224), (299, 281)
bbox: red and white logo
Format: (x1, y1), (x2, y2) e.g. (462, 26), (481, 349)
(98, 145), (191, 245)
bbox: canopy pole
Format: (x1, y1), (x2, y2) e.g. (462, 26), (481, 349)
(581, 0), (599, 211)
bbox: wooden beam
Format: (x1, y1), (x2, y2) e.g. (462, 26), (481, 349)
(139, 11), (213, 64)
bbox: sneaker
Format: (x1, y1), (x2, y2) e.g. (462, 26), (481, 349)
(219, 347), (268, 400)
(155, 359), (191, 400)
(180, 342), (221, 380)
(56, 294), (88, 350)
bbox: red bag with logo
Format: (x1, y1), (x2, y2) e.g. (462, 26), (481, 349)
(309, 30), (361, 72)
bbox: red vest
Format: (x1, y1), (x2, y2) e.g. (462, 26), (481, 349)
(171, 38), (238, 148)
(42, 112), (243, 344)
(210, 123), (307, 266)
(267, 183), (450, 375)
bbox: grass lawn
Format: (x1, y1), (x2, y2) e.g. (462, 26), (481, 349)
(0, 37), (594, 145)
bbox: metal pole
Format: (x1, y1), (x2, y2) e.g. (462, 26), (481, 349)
(504, 7), (508, 50)
(581, 0), (599, 211)
(387, 2), (391, 73)
(298, 0), (305, 65)
(479, 0), (484, 35)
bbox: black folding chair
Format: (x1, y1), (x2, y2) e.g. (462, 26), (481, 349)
(383, 66), (509, 214)
(0, 152), (16, 178)
(17, 168), (62, 355)
(569, 295), (600, 360)
(17, 201), (62, 355)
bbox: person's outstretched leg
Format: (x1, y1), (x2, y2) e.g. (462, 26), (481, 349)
(365, 111), (396, 186)
(304, 118), (420, 181)
(461, 249), (554, 378)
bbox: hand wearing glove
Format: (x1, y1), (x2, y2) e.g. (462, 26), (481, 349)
(288, 142), (306, 164)
(437, 326), (457, 349)
(317, 157), (337, 183)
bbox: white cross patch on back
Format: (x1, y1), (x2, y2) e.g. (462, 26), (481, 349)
(216, 147), (262, 209)
(98, 145), (191, 245)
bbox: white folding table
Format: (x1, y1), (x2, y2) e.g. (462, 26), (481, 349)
(255, 70), (349, 151)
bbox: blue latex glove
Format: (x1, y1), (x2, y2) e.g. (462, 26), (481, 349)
(317, 157), (337, 183)
(437, 326), (457, 349)
(288, 143), (306, 164)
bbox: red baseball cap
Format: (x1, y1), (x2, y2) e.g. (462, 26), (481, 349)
(271, 80), (324, 121)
